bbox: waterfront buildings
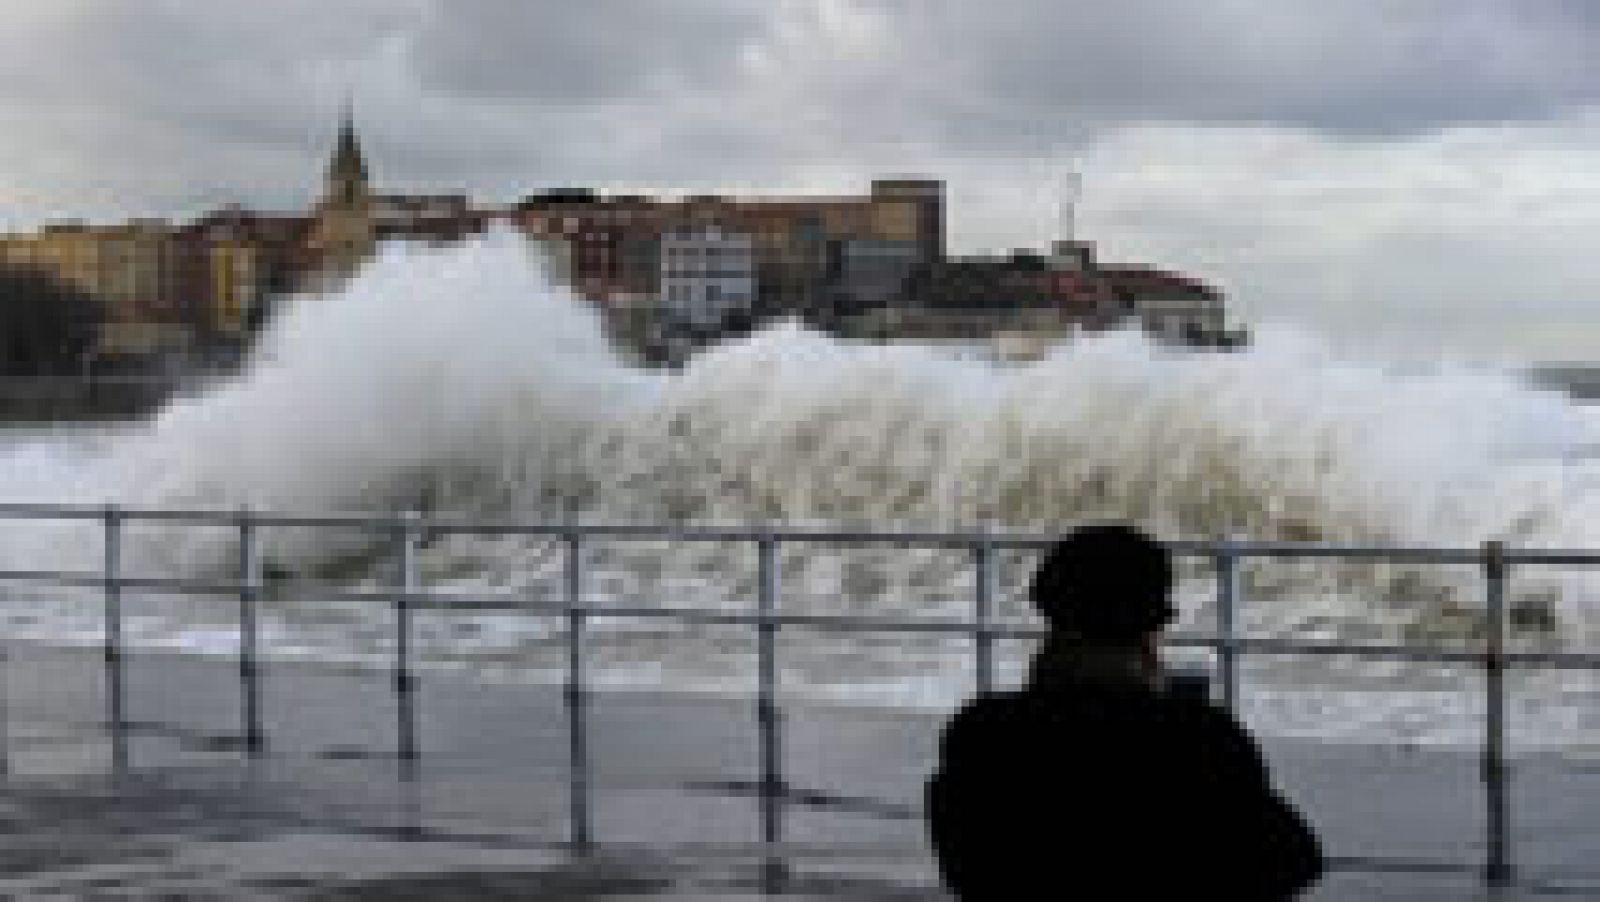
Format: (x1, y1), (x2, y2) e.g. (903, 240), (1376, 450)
(0, 111), (1239, 369)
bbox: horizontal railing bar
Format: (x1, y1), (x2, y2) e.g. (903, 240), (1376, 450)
(2, 569), (1598, 668)
(1184, 636), (1483, 665)
(429, 522), (1011, 547)
(0, 570), (242, 594)
(108, 575), (240, 594)
(0, 504), (429, 530)
(1501, 652), (1600, 669)
(1498, 550), (1600, 566)
(0, 569), (108, 588)
(0, 503), (111, 521)
(1193, 544), (1485, 564)
(4, 503), (1593, 562)
(393, 595), (1009, 632)
(1, 570), (1596, 667)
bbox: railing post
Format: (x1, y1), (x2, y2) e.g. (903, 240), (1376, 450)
(564, 525), (592, 850)
(0, 599), (6, 776)
(756, 536), (784, 887)
(973, 538), (996, 694)
(1214, 535), (1241, 712)
(237, 507), (264, 757)
(0, 552), (7, 775)
(1482, 540), (1512, 886)
(394, 511), (421, 783)
(102, 505), (127, 774)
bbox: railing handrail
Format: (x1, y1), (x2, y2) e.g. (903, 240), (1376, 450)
(2, 502), (1592, 888)
(3, 501), (1599, 564)
(10, 567), (1600, 668)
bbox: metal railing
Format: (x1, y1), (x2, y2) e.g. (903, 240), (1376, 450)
(2, 503), (1600, 887)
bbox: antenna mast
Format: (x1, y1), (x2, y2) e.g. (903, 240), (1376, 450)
(1060, 169), (1083, 243)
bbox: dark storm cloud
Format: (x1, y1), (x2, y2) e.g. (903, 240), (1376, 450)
(388, 0), (1600, 147)
(873, 0), (1599, 143)
(2, 0), (1594, 196)
(406, 0), (770, 102)
(0, 2), (410, 128)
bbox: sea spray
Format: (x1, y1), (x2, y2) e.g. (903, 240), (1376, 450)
(81, 233), (648, 576)
(16, 231), (1600, 629)
(3, 232), (1600, 741)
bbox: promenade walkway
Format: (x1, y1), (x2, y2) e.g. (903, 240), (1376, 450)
(0, 646), (1594, 899)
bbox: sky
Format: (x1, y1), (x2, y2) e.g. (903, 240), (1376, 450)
(0, 0), (1597, 361)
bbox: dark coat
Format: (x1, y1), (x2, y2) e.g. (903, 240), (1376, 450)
(926, 679), (1324, 900)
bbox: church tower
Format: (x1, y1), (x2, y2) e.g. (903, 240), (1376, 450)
(323, 106), (370, 208)
(309, 105), (377, 284)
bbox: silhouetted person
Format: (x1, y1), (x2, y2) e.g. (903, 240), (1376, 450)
(926, 525), (1323, 899)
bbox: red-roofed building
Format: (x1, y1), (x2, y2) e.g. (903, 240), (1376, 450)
(1095, 265), (1228, 344)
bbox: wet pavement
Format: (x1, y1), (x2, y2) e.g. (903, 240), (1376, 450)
(0, 768), (938, 899)
(0, 645), (1596, 899)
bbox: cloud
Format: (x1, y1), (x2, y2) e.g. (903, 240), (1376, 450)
(1063, 119), (1600, 359)
(870, 0), (1600, 140)
(405, 0), (770, 103)
(0, 0), (1596, 356)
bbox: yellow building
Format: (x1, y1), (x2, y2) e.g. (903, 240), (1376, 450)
(206, 238), (261, 338)
(0, 219), (196, 357)
(0, 110), (410, 359)
(0, 220), (172, 310)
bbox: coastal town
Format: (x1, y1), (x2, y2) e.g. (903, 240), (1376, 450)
(0, 112), (1245, 377)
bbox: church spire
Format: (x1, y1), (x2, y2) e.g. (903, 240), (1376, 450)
(325, 101), (369, 205)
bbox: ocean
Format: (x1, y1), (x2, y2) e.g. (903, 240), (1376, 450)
(2, 230), (1599, 753)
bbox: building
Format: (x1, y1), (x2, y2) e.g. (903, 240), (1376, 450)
(302, 111), (376, 286)
(1097, 265), (1230, 345)
(300, 109), (493, 290)
(831, 238), (923, 310)
(512, 190), (662, 302)
(659, 222), (757, 331)
(509, 178), (945, 315)
(0, 106), (1239, 369)
(838, 253), (1073, 349)
(0, 219), (198, 359)
(833, 230), (1240, 357)
(508, 178), (947, 361)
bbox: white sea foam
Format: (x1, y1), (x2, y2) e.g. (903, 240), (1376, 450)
(3, 230), (1600, 746)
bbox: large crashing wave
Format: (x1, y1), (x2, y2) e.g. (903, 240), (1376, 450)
(14, 229), (1600, 647)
